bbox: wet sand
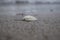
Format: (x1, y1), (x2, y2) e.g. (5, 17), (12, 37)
(0, 12), (60, 40)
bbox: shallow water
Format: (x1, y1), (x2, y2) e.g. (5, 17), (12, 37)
(0, 4), (60, 40)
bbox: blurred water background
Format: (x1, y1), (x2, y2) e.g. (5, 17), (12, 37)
(0, 0), (60, 40)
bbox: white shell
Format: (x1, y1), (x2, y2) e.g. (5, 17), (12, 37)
(22, 15), (37, 21)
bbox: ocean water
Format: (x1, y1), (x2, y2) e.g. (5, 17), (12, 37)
(0, 4), (60, 15)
